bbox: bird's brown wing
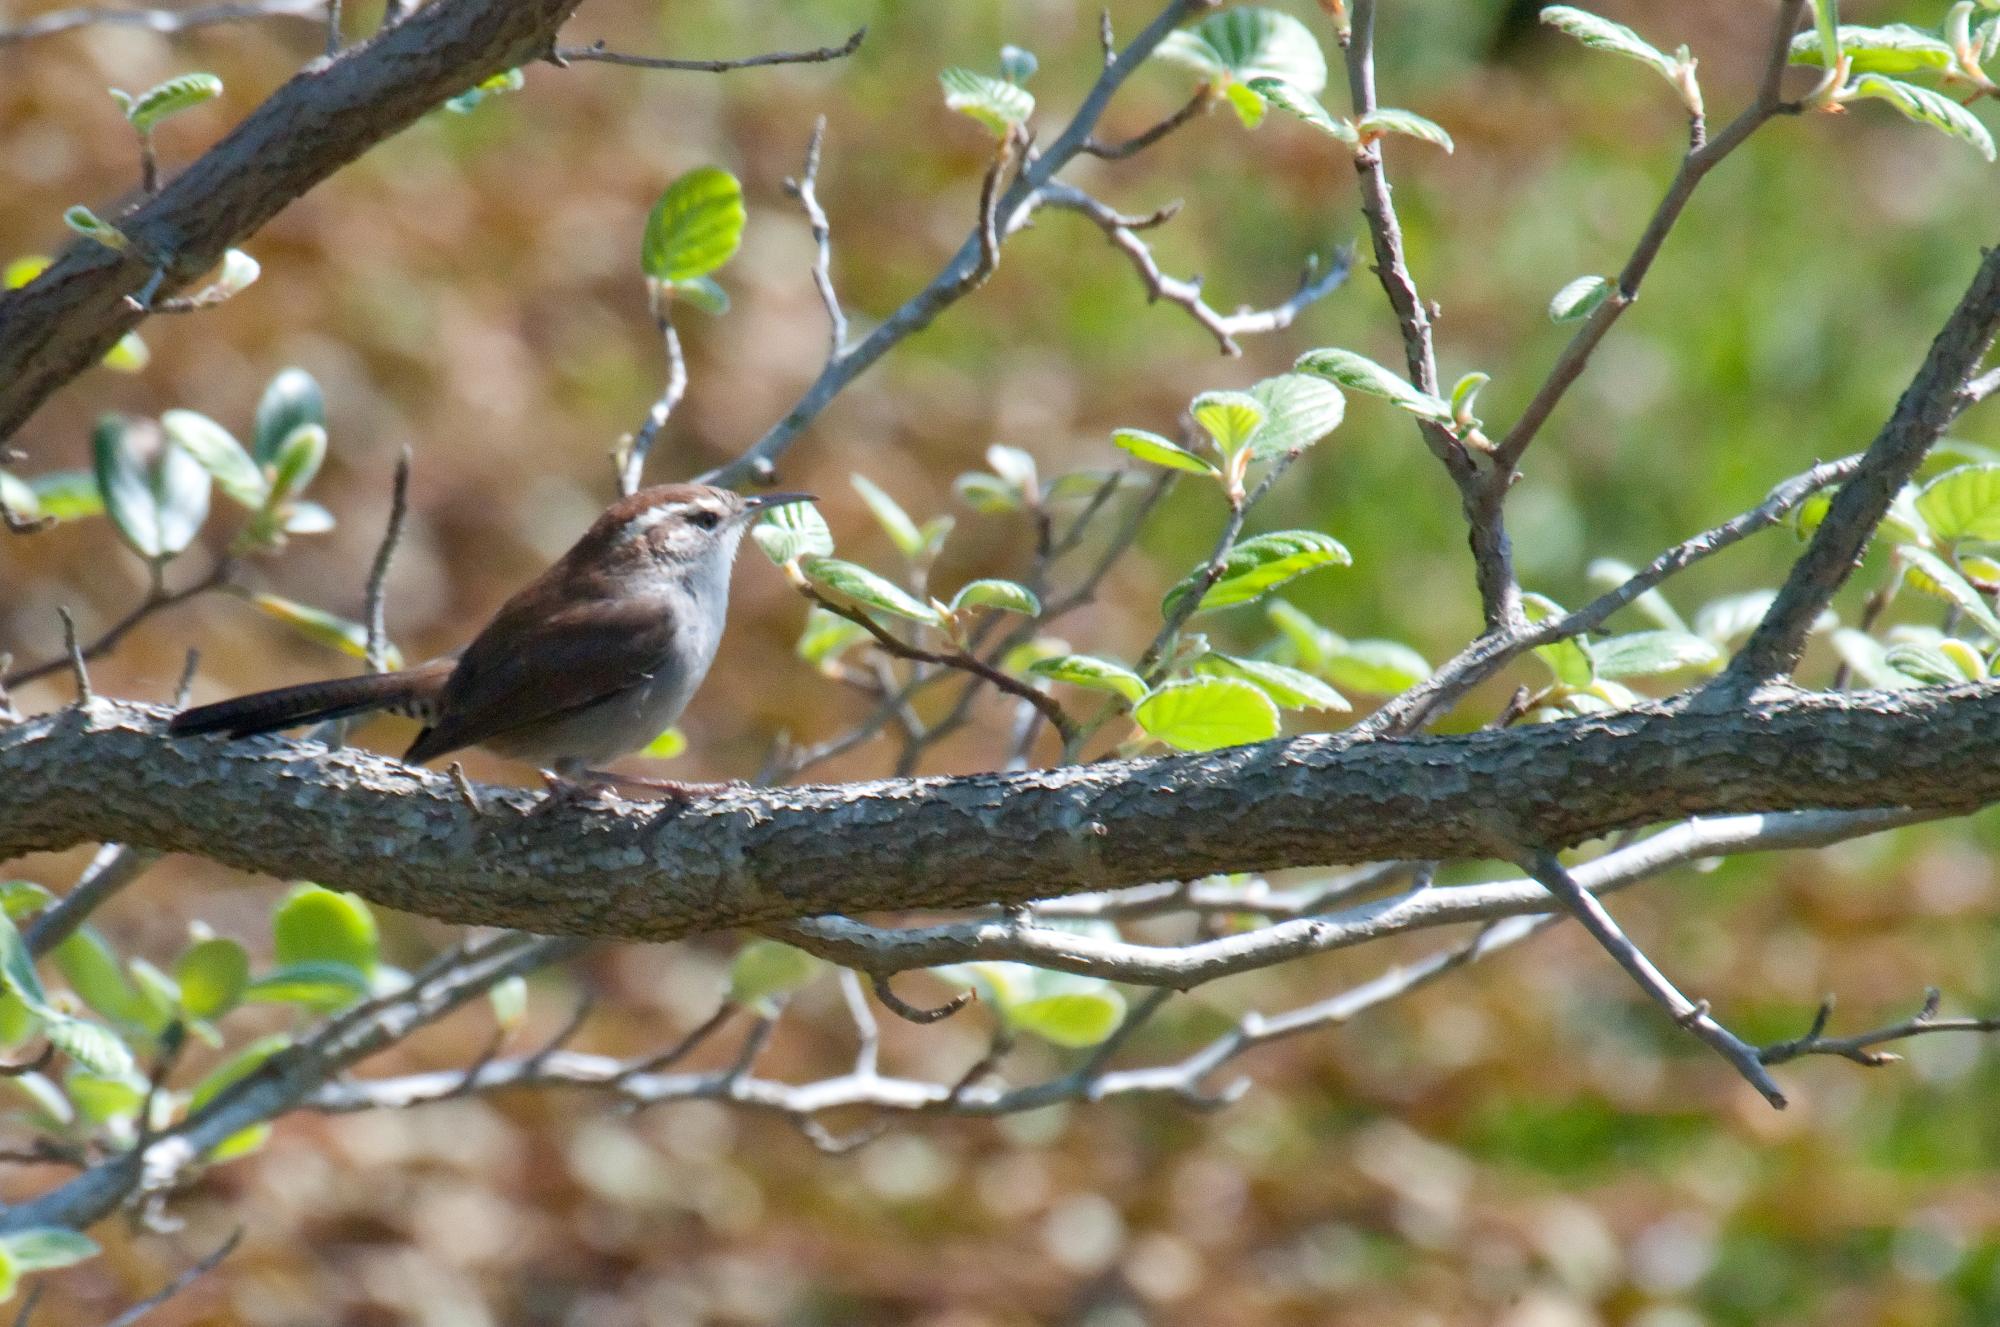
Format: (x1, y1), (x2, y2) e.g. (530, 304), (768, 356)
(402, 587), (674, 765)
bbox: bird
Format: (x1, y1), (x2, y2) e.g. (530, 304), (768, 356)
(169, 483), (812, 791)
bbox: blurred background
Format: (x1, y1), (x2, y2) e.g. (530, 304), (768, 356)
(5, 0), (2000, 1322)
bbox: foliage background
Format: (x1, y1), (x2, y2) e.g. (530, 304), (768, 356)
(4, 0), (2000, 1322)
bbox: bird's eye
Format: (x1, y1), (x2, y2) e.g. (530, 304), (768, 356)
(687, 508), (721, 530)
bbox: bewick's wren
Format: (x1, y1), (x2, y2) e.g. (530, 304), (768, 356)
(170, 484), (811, 785)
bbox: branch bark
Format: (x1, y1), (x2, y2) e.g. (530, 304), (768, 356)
(0, 0), (590, 443)
(4, 687), (1997, 940)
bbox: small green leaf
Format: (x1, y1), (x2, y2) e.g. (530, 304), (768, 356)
(797, 607), (871, 670)
(642, 167), (746, 283)
(1294, 348), (1453, 424)
(101, 331), (150, 374)
(728, 940), (824, 1009)
(1320, 638), (1432, 695)
(1915, 463), (2000, 543)
(1221, 80), (1268, 128)
(43, 1018), (134, 1078)
(3, 255), (50, 289)
(949, 579), (1041, 617)
(0, 1229), (99, 1274)
(1845, 73), (1997, 161)
(268, 423), (327, 503)
(51, 928), (151, 1028)
(1198, 655), (1351, 712)
(1165, 530), (1351, 617)
(940, 67), (1034, 133)
(955, 471), (1021, 513)
(1008, 990), (1128, 1048)
(803, 556), (942, 625)
(161, 409), (265, 508)
(174, 937), (250, 1021)
(1245, 373), (1346, 459)
(1523, 593), (1593, 688)
(1449, 372), (1491, 429)
(1885, 640), (1974, 686)
(443, 67), (524, 114)
(123, 72), (222, 132)
(1000, 44), (1038, 84)
(1539, 6), (1678, 79)
(673, 274), (731, 315)
(851, 474), (925, 559)
(245, 593), (378, 663)
(985, 445), (1038, 497)
(0, 882), (53, 923)
(1027, 654), (1147, 702)
(94, 415), (211, 561)
(254, 368), (325, 463)
(0, 1246), (14, 1304)
(1190, 391), (1267, 457)
(1357, 108), (1454, 152)
(752, 500), (834, 565)
(1158, 8), (1328, 94)
(273, 884), (377, 974)
(1549, 275), (1612, 323)
(1590, 630), (1722, 679)
(242, 961), (371, 1010)
(1245, 78), (1357, 142)
(0, 916), (49, 1015)
(1135, 676), (1281, 752)
(63, 206), (127, 252)
(1790, 23), (1957, 74)
(189, 1033), (291, 1112)
(489, 974), (528, 1030)
(65, 1065), (146, 1124)
(1114, 428), (1219, 475)
(1899, 545), (2000, 637)
(25, 470), (103, 521)
(641, 726), (687, 759)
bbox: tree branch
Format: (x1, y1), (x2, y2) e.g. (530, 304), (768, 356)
(551, 26), (863, 73)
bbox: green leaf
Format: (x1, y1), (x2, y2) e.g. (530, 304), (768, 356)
(954, 472), (1021, 513)
(1812, 0), (1842, 69)
(26, 470), (102, 521)
(1319, 638), (1432, 695)
(161, 409), (265, 508)
(0, 1246), (14, 1305)
(1449, 372), (1491, 427)
(1198, 655), (1350, 712)
(1538, 6), (1678, 79)
(0, 1229), (98, 1274)
(443, 67), (524, 114)
(1522, 593), (1594, 688)
(1885, 640), (1973, 686)
(65, 1065), (146, 1124)
(802, 556), (942, 625)
(1244, 78), (1356, 141)
(1357, 108), (1454, 153)
(254, 368), (325, 463)
(1000, 44), (1038, 84)
(268, 423), (327, 502)
(1221, 80), (1268, 128)
(489, 974), (528, 1030)
(126, 958), (180, 1032)
(751, 500), (834, 565)
(1845, 73), (1996, 161)
(3, 255), (50, 289)
(1899, 545), (2000, 637)
(1790, 23), (1957, 73)
(122, 72), (222, 132)
(0, 916), (48, 1015)
(242, 961), (371, 1010)
(728, 940), (824, 1010)
(1113, 428), (1218, 475)
(0, 882), (53, 923)
(274, 884), (377, 974)
(949, 579), (1041, 617)
(642, 167), (746, 283)
(246, 593), (378, 663)
(1008, 990), (1128, 1048)
(43, 1018), (134, 1078)
(1158, 7), (1328, 94)
(673, 274), (730, 315)
(1915, 464), (2000, 543)
(797, 607), (871, 670)
(850, 474), (925, 559)
(1164, 530), (1352, 617)
(1190, 391), (1267, 457)
(63, 205), (127, 252)
(1135, 676), (1281, 752)
(1550, 274), (1612, 323)
(189, 1033), (291, 1112)
(985, 444), (1038, 497)
(940, 67), (1035, 133)
(174, 938), (250, 1021)
(1027, 654), (1147, 702)
(101, 331), (149, 373)
(1294, 348), (1453, 424)
(51, 929), (151, 1028)
(1590, 630), (1722, 679)
(641, 726), (686, 759)
(94, 415), (210, 561)
(1245, 373), (1346, 459)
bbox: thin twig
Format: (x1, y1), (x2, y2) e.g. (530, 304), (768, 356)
(56, 608), (89, 704)
(363, 448), (411, 674)
(4, 562), (232, 690)
(103, 1227), (243, 1327)
(26, 844), (161, 957)
(0, 0), (323, 46)
(1082, 86), (1213, 158)
(553, 26), (864, 73)
(620, 312), (686, 496)
(1760, 988), (2000, 1067)
(870, 972), (973, 1025)
(784, 117), (848, 356)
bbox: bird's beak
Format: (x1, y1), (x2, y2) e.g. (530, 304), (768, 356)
(742, 490), (817, 514)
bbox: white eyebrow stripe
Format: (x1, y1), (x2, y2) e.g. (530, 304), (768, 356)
(623, 504), (683, 537)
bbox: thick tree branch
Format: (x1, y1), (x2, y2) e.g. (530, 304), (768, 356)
(5, 687), (2000, 940)
(0, 0), (591, 443)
